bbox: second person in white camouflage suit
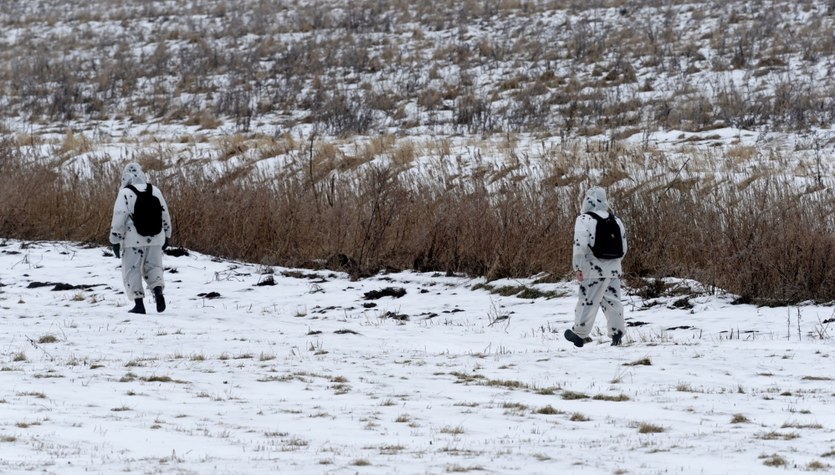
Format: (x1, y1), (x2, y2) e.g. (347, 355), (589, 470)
(565, 186), (628, 347)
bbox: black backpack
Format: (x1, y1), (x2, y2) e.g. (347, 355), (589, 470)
(125, 184), (163, 237)
(585, 212), (624, 259)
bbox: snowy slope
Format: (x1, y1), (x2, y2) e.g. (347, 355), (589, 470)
(0, 240), (833, 474)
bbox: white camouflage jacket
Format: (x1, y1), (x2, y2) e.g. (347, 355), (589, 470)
(109, 163), (172, 248)
(572, 187), (627, 279)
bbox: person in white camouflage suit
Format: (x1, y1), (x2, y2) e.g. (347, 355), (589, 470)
(109, 162), (172, 314)
(564, 186), (628, 347)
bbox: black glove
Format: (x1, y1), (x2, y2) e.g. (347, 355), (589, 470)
(112, 243), (121, 258)
(162, 238), (169, 250)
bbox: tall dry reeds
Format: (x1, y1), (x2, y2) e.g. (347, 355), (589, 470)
(0, 137), (119, 243)
(2, 136), (835, 303)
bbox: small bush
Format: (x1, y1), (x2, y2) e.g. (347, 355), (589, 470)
(569, 412), (590, 422)
(485, 379), (527, 390)
(807, 461), (830, 471)
(592, 393), (630, 402)
(624, 358), (652, 367)
(637, 423), (665, 434)
(561, 391), (590, 400)
(781, 421), (823, 429)
(756, 431), (800, 441)
(762, 454), (787, 467)
(535, 405), (562, 415)
(801, 376), (832, 381)
(440, 425), (465, 435)
(730, 414), (750, 424)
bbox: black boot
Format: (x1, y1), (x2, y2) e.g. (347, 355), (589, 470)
(611, 330), (624, 346)
(153, 286), (166, 313)
(564, 329), (585, 347)
(128, 298), (146, 314)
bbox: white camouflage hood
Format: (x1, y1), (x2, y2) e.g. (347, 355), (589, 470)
(120, 162), (147, 189)
(581, 186), (609, 214)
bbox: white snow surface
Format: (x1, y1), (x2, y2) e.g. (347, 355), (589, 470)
(0, 240), (833, 474)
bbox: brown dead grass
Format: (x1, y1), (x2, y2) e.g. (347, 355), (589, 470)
(3, 135), (835, 302)
(5, 0), (835, 136)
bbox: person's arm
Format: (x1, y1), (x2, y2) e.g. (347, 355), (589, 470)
(156, 189), (172, 240)
(572, 215), (591, 281)
(109, 189), (130, 244)
(618, 217), (628, 256)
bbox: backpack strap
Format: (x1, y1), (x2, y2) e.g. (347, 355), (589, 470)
(585, 211), (614, 221)
(125, 184), (152, 194)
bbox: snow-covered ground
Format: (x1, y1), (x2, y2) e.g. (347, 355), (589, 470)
(0, 240), (833, 474)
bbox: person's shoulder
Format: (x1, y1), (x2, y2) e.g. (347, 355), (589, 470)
(615, 215), (627, 228)
(576, 213), (597, 226)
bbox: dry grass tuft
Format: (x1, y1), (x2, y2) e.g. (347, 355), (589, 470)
(761, 454), (787, 467)
(730, 414), (750, 424)
(637, 422), (665, 434)
(535, 405), (562, 415)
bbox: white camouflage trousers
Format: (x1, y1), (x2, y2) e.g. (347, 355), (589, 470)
(121, 246), (164, 299)
(572, 277), (625, 338)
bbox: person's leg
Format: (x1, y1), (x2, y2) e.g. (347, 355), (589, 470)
(599, 278), (626, 345)
(121, 247), (145, 299)
(142, 246), (164, 290)
(121, 247), (146, 313)
(143, 246), (166, 312)
(571, 279), (607, 338)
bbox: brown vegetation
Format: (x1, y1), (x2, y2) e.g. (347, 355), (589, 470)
(2, 136), (835, 303)
(3, 1), (835, 135)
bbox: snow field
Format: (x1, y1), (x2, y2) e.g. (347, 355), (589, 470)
(0, 241), (832, 474)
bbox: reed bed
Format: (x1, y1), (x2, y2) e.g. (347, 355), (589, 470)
(2, 135), (834, 304)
